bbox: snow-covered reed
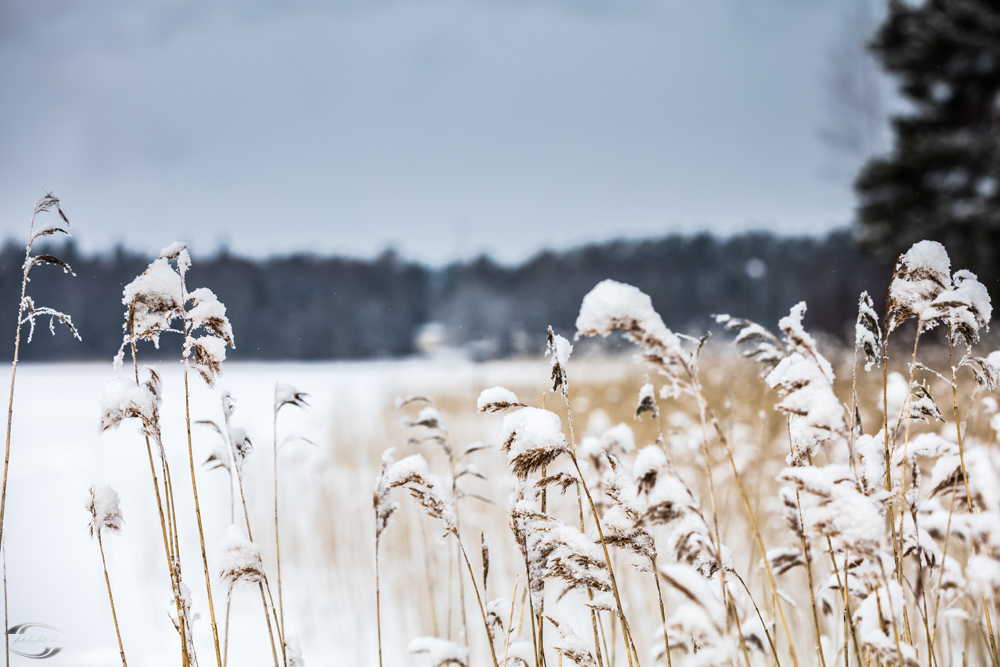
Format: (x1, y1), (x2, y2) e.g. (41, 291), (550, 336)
(93, 242), (321, 667)
(87, 484), (127, 666)
(1, 193), (79, 568)
(378, 397), (501, 666)
(200, 391), (282, 667)
(376, 239), (1000, 667)
(105, 242), (234, 666)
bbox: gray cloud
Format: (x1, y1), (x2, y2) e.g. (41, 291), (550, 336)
(0, 0), (857, 264)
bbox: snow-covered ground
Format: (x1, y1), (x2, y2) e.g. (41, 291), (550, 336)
(2, 357), (635, 666)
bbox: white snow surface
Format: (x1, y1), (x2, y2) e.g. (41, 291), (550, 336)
(1, 357), (635, 666)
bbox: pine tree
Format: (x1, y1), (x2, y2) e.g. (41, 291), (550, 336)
(855, 0), (1000, 289)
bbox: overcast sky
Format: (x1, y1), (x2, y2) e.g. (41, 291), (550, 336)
(0, 0), (884, 264)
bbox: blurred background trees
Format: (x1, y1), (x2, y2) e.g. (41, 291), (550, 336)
(855, 0), (1000, 289)
(7, 232), (884, 362)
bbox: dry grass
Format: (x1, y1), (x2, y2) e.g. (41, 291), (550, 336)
(360, 273), (1000, 667)
(370, 358), (981, 661)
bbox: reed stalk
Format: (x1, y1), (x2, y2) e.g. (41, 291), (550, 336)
(842, 347), (864, 667)
(271, 383), (309, 663)
(574, 486), (605, 667)
(273, 393), (286, 662)
(930, 488), (958, 647)
(890, 325), (924, 648)
(182, 327), (224, 667)
(570, 456), (636, 667)
(947, 330), (973, 515)
(0, 208), (36, 557)
(732, 571), (780, 666)
(879, 284), (912, 653)
(375, 539), (384, 667)
(825, 541), (862, 667)
(1, 194), (78, 565)
(230, 427), (282, 667)
(795, 488), (827, 667)
(731, 591), (753, 667)
(97, 533), (128, 667)
(224, 589), (232, 667)
(787, 434), (827, 667)
(652, 562), (671, 667)
(529, 595), (540, 667)
(621, 327), (793, 666)
(538, 457), (547, 667)
(457, 541), (500, 667)
(558, 385), (636, 667)
(263, 580), (286, 657)
(418, 516), (441, 637)
(943, 330), (1000, 667)
(878, 560), (907, 666)
(503, 575), (520, 667)
(127, 316), (190, 666)
(700, 388), (798, 667)
(4, 541), (7, 667)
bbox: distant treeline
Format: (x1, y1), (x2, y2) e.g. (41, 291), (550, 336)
(0, 230), (891, 362)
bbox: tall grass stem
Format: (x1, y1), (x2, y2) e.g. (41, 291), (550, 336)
(97, 534), (127, 667)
